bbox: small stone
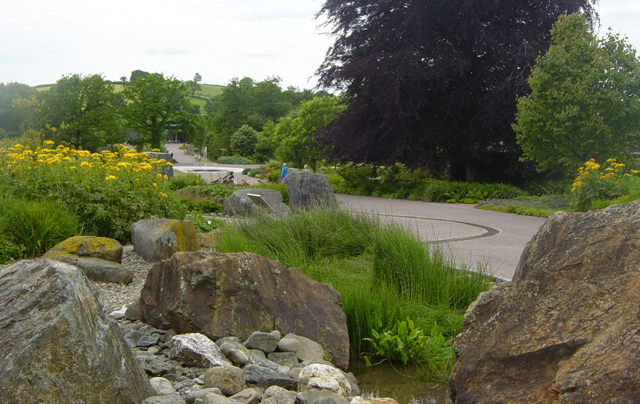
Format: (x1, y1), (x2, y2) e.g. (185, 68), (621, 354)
(150, 377), (176, 396)
(243, 331), (278, 353)
(137, 334), (160, 347)
(203, 366), (246, 396)
(147, 346), (160, 355)
(277, 338), (300, 353)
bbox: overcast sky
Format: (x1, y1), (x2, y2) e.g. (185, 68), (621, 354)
(1, 0), (639, 90)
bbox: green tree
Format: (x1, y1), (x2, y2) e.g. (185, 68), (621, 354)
(0, 82), (38, 138)
(187, 72), (202, 97)
(122, 73), (192, 150)
(230, 124), (258, 157)
(273, 96), (345, 170)
(40, 74), (123, 151)
(514, 13), (640, 176)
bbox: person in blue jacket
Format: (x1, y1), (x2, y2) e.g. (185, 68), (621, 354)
(280, 163), (288, 184)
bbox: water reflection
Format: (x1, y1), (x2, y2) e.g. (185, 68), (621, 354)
(348, 360), (453, 404)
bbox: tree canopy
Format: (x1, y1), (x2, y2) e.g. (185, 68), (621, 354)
(316, 0), (596, 181)
(0, 82), (38, 138)
(121, 73), (192, 149)
(514, 13), (640, 176)
(40, 74), (123, 151)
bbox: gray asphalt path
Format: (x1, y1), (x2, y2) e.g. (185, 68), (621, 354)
(164, 142), (261, 184)
(336, 194), (548, 280)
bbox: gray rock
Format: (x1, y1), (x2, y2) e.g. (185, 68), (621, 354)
(223, 189), (290, 216)
(201, 394), (235, 404)
(242, 364), (292, 385)
(136, 355), (179, 376)
(450, 201), (640, 403)
(283, 333), (326, 364)
(139, 251), (350, 369)
(342, 371), (361, 396)
(298, 364), (351, 398)
(0, 259), (153, 403)
(220, 341), (251, 366)
(150, 377), (177, 395)
(268, 351), (299, 367)
(244, 331), (278, 353)
(169, 333), (233, 368)
(125, 299), (141, 321)
(228, 387), (263, 404)
(185, 388), (222, 404)
(203, 365), (246, 396)
(248, 349), (280, 370)
(307, 390), (349, 404)
(137, 334), (160, 347)
(285, 169), (337, 211)
(131, 218), (199, 262)
(262, 385), (297, 404)
(216, 336), (241, 347)
(142, 394), (186, 404)
(277, 337), (300, 353)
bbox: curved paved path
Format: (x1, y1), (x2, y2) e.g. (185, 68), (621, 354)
(336, 194), (548, 280)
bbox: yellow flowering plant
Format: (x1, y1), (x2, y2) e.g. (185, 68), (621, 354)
(0, 142), (185, 241)
(571, 158), (632, 211)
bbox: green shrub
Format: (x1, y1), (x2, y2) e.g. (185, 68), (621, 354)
(242, 168), (252, 175)
(248, 168), (265, 177)
(168, 173), (205, 190)
(0, 143), (185, 242)
(0, 198), (82, 257)
(571, 159), (631, 211)
(217, 156), (250, 164)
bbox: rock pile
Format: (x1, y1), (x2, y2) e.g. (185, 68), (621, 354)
(139, 251), (350, 370)
(117, 317), (396, 404)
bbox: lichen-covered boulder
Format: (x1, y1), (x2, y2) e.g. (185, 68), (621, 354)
(42, 236), (132, 284)
(0, 259), (153, 403)
(450, 201), (640, 403)
(131, 219), (199, 262)
(285, 170), (337, 211)
(139, 251), (350, 369)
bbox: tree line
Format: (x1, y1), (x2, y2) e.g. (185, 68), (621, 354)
(2, 0), (639, 184)
(0, 72), (337, 167)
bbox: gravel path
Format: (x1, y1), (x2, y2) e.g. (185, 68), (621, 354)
(91, 246), (153, 314)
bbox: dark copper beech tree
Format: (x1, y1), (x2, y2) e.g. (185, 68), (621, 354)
(316, 0), (596, 181)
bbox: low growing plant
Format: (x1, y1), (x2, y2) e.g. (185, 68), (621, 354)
(363, 318), (455, 381)
(571, 158), (634, 211)
(217, 156), (250, 164)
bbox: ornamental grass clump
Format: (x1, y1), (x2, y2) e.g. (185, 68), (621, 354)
(215, 208), (493, 380)
(0, 141), (185, 242)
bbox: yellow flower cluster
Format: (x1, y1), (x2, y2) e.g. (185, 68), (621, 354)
(0, 141), (173, 199)
(572, 158), (627, 192)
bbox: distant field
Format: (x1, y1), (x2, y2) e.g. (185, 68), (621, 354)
(198, 83), (223, 98)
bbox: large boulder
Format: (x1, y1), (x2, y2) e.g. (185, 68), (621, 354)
(223, 189), (290, 216)
(131, 219), (199, 262)
(450, 201), (640, 403)
(0, 259), (153, 403)
(42, 236), (132, 284)
(285, 170), (337, 211)
(139, 251), (350, 369)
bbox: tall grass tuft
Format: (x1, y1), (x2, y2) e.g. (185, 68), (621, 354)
(215, 207), (494, 379)
(0, 197), (82, 257)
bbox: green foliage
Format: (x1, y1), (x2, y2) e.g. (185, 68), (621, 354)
(230, 124), (258, 157)
(187, 213), (225, 233)
(214, 208), (493, 380)
(0, 197), (81, 258)
(271, 96), (345, 170)
(514, 13), (640, 177)
(40, 74), (123, 151)
(571, 159), (632, 211)
(335, 163), (524, 203)
(0, 143), (185, 242)
(364, 318), (455, 380)
(122, 73), (193, 149)
(167, 173), (205, 190)
(0, 82), (39, 138)
(216, 156), (250, 164)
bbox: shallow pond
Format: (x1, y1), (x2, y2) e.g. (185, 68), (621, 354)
(348, 360), (453, 404)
